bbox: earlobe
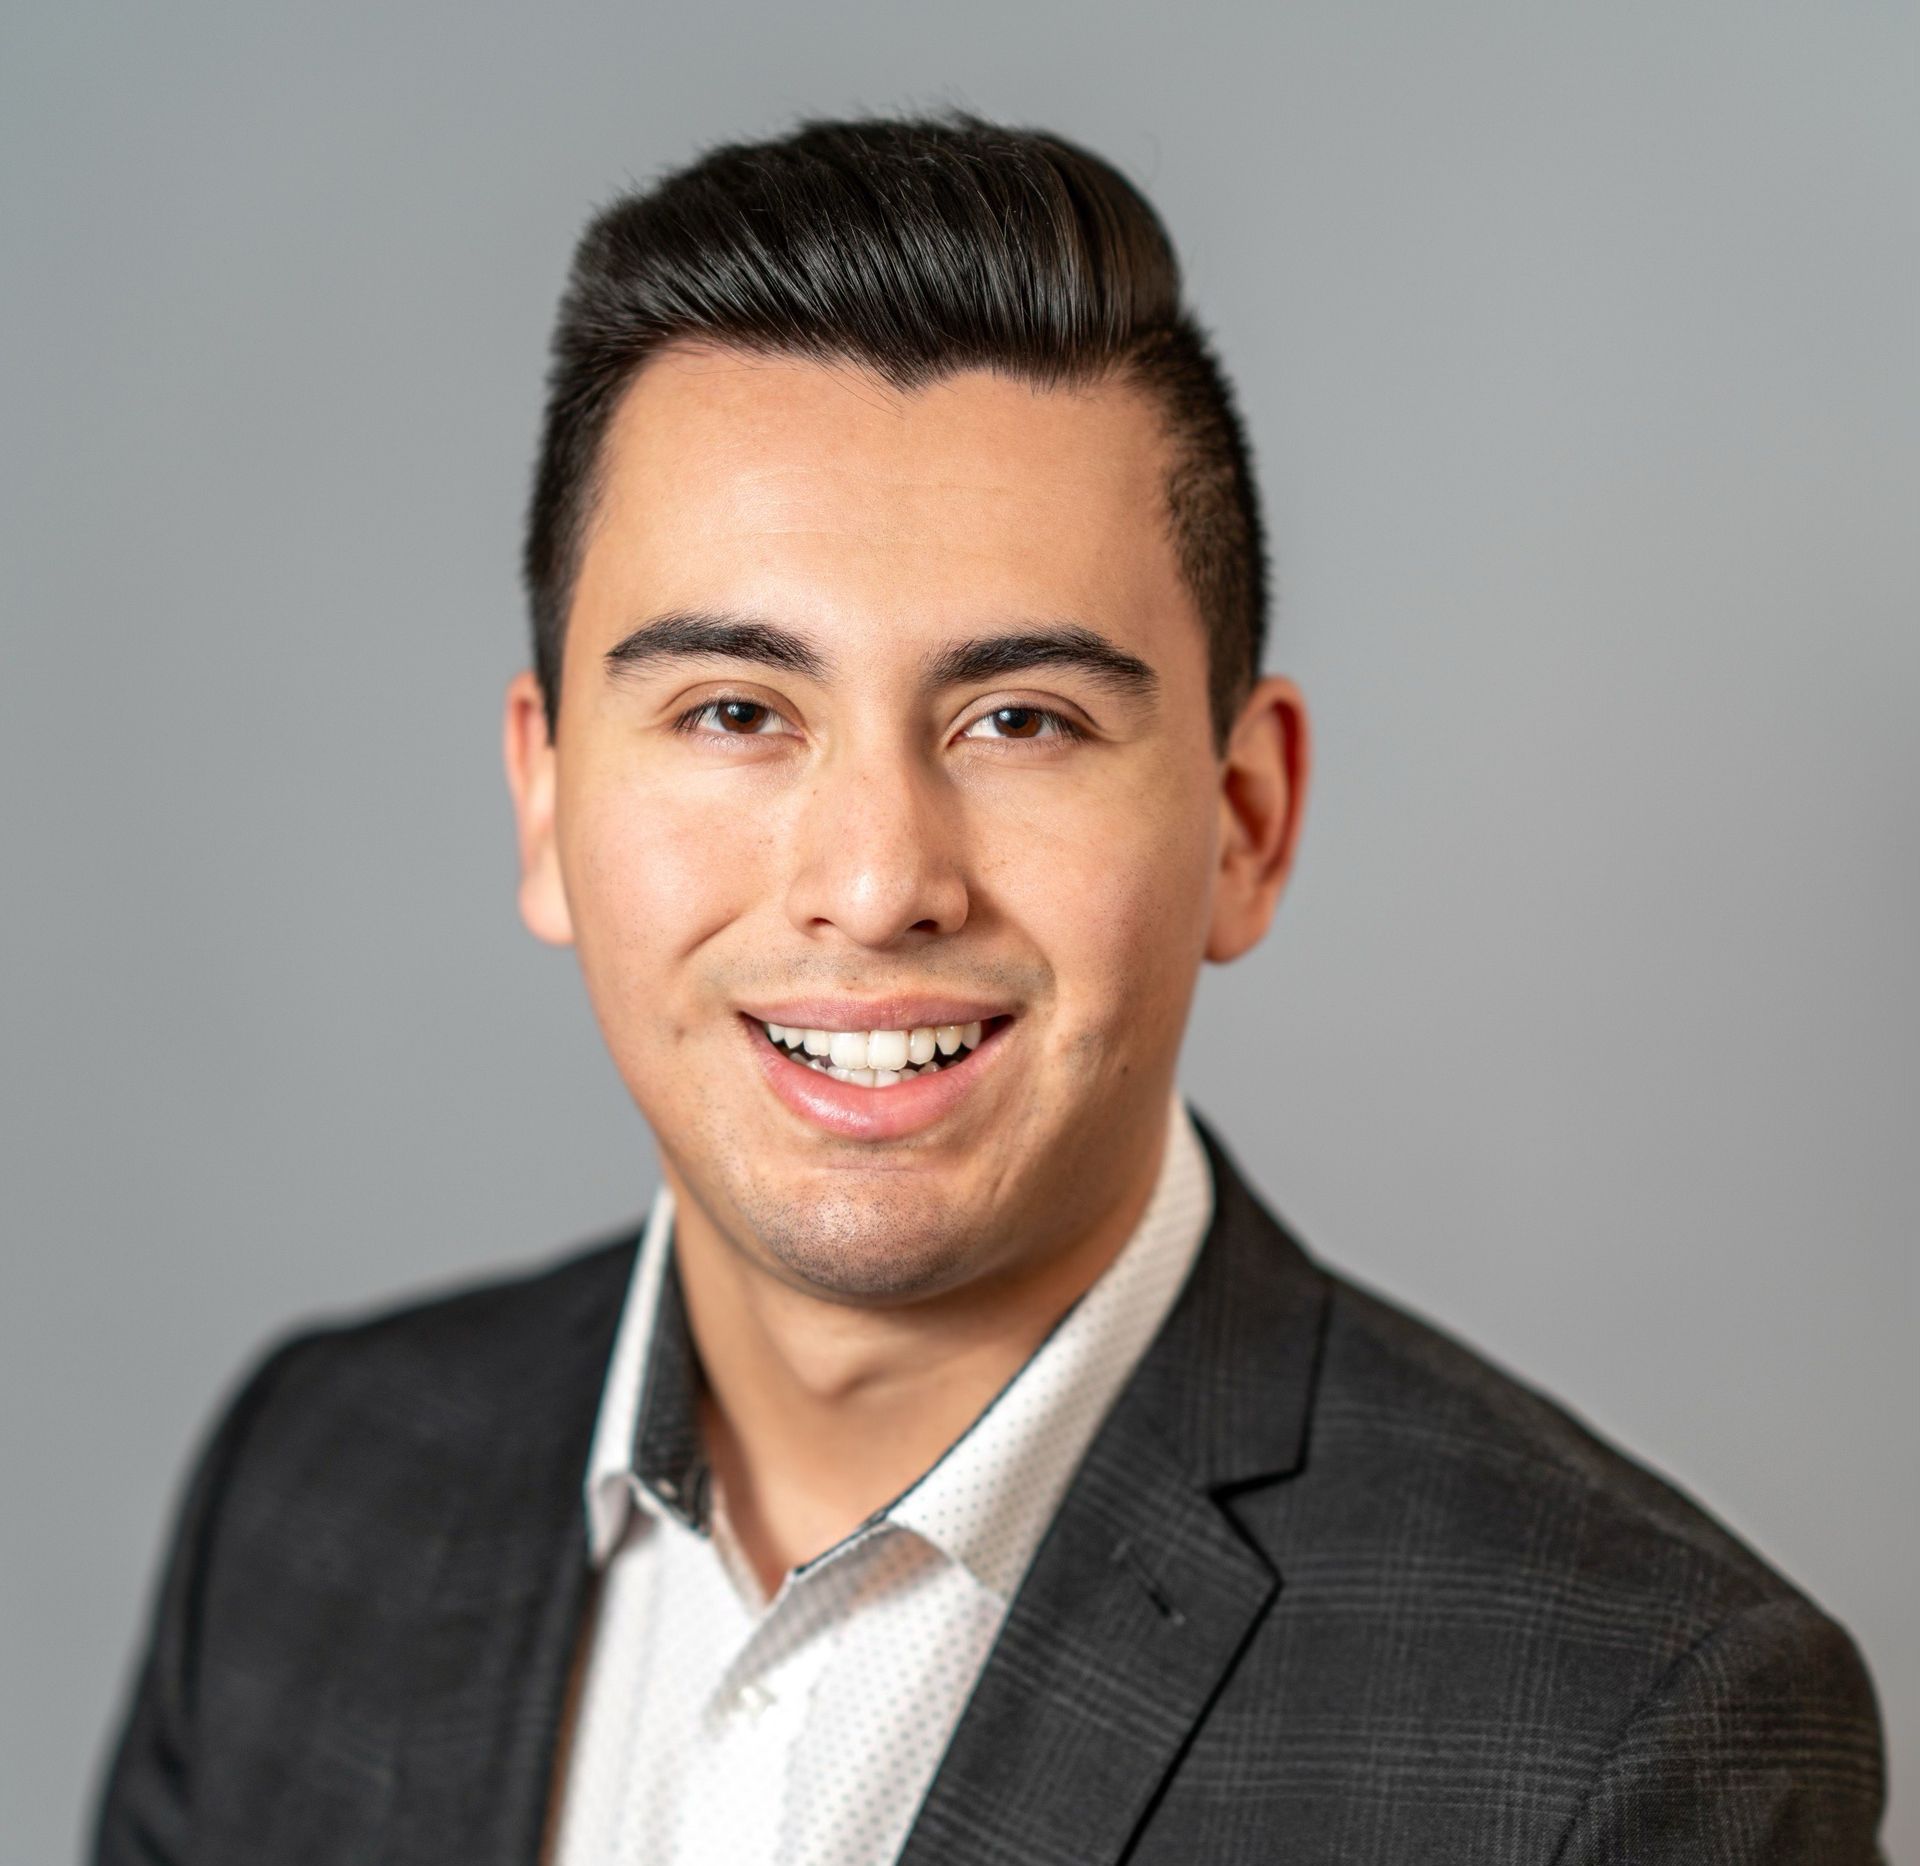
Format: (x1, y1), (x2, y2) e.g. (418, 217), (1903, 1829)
(502, 670), (576, 948)
(1204, 675), (1311, 964)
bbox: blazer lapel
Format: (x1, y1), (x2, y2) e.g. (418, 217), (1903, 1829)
(895, 1120), (1330, 1866)
(386, 1239), (635, 1866)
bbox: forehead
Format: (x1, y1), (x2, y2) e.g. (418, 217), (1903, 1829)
(568, 344), (1197, 662)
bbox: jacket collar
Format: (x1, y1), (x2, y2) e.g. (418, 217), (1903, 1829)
(1117, 1113), (1329, 1492)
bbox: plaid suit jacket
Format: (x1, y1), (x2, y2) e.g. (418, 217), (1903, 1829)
(92, 1120), (1888, 1864)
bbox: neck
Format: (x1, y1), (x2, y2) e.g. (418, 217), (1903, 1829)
(665, 1110), (1172, 1597)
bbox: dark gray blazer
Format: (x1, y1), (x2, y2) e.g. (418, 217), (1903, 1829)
(92, 1122), (1888, 1864)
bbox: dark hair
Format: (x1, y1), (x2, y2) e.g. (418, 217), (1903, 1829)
(522, 112), (1268, 748)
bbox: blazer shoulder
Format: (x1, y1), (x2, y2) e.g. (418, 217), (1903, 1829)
(94, 1218), (645, 1857)
(1198, 1120), (1814, 1627)
(1224, 1212), (1886, 1848)
(223, 1218), (643, 1462)
(1302, 1250), (1835, 1629)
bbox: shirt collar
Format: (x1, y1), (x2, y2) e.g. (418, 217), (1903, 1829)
(582, 1183), (695, 1565)
(583, 1094), (1214, 1598)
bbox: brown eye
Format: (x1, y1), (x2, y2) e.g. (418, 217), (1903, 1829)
(675, 697), (790, 739)
(959, 704), (1079, 745)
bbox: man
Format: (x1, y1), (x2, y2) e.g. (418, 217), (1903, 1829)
(92, 113), (1886, 1865)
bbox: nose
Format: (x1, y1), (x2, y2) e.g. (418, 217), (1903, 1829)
(784, 744), (969, 949)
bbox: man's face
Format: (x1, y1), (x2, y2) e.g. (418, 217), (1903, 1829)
(505, 345), (1305, 1308)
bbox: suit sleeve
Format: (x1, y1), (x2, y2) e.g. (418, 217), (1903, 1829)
(1549, 1594), (1889, 1865)
(88, 1332), (314, 1866)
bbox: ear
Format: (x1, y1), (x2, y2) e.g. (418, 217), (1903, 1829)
(1206, 674), (1311, 963)
(502, 669), (575, 947)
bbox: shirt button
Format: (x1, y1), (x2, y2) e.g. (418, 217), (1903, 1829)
(733, 1680), (776, 1719)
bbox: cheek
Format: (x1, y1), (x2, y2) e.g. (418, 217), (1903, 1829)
(977, 762), (1215, 1048)
(558, 768), (775, 1030)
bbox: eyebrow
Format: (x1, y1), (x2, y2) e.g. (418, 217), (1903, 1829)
(603, 610), (831, 681)
(922, 625), (1158, 699)
(602, 610), (1157, 702)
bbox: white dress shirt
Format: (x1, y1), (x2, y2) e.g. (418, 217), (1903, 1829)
(546, 1094), (1213, 1866)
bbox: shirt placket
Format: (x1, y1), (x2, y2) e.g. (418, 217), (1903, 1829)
(663, 1508), (887, 1863)
(672, 1640), (813, 1863)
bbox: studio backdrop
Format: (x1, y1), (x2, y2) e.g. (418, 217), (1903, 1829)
(2, 3), (1913, 1860)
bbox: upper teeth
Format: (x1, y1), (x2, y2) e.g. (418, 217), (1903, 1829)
(764, 1020), (984, 1085)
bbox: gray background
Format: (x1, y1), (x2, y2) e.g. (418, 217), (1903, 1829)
(3, 1), (1913, 1858)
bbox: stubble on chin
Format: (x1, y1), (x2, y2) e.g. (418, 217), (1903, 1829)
(720, 1173), (992, 1306)
(657, 1103), (997, 1307)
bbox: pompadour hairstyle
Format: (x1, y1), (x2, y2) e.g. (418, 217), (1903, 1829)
(522, 112), (1268, 748)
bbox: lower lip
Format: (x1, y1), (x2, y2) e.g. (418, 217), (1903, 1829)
(747, 1018), (1010, 1141)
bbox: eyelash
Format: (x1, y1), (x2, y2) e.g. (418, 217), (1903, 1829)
(669, 698), (1085, 743)
(670, 699), (787, 738)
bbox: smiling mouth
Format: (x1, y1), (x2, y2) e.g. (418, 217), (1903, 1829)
(756, 1017), (1005, 1087)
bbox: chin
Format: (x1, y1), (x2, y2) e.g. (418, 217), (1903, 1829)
(734, 1181), (989, 1306)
